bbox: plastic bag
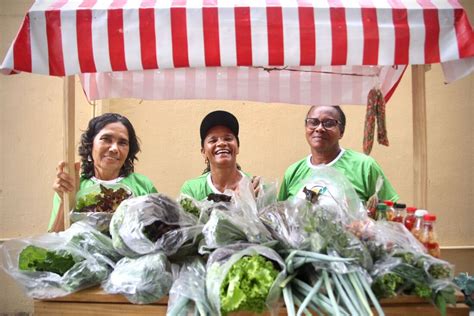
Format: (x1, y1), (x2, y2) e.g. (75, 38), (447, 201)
(295, 165), (367, 225)
(110, 193), (198, 257)
(0, 222), (118, 298)
(71, 183), (132, 232)
(102, 252), (172, 304)
(206, 244), (287, 316)
(167, 257), (212, 316)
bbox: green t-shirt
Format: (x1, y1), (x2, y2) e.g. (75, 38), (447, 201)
(48, 173), (157, 230)
(180, 170), (250, 201)
(278, 149), (399, 203)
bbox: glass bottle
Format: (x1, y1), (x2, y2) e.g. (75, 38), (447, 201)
(383, 200), (395, 221)
(392, 202), (406, 223)
(420, 214), (441, 258)
(404, 206), (417, 231)
(411, 209), (428, 241)
(375, 203), (388, 221)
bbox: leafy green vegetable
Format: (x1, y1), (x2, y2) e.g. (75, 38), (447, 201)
(453, 273), (474, 308)
(75, 184), (130, 213)
(220, 255), (278, 315)
(179, 197), (201, 218)
(371, 272), (404, 298)
(18, 245), (76, 276)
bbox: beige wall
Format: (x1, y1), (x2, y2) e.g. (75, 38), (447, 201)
(1, 0), (473, 313)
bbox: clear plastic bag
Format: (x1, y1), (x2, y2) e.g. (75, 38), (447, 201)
(0, 222), (118, 298)
(71, 183), (132, 232)
(110, 193), (198, 257)
(206, 244), (287, 316)
(167, 257), (212, 316)
(102, 252), (172, 304)
(296, 165), (367, 225)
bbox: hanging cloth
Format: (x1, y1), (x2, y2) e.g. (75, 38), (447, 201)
(363, 88), (389, 155)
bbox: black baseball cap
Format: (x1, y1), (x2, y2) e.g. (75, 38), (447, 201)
(200, 110), (239, 146)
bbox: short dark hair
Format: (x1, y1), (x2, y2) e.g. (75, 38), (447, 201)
(306, 105), (346, 134)
(78, 113), (140, 179)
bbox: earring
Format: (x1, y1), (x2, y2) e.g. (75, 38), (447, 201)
(87, 155), (92, 162)
(205, 158), (209, 165)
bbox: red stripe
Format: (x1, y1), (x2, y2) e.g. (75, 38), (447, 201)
(388, 0), (409, 64)
(418, 0), (440, 63)
(77, 0), (97, 73)
(139, 0), (158, 69)
(108, 0), (127, 71)
(453, 8), (474, 58)
(13, 14), (32, 72)
(202, 6), (221, 66)
(171, 0), (189, 67)
(361, 7), (379, 65)
(45, 10), (65, 75)
(329, 1), (347, 65)
(297, 2), (315, 65)
(235, 6), (252, 66)
(384, 66), (407, 103)
(266, 0), (284, 65)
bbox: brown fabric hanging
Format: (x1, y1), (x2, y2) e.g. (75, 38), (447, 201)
(363, 88), (389, 155)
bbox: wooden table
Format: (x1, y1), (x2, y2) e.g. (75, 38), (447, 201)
(34, 287), (469, 316)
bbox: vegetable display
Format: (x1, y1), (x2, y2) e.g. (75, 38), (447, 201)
(1, 166), (461, 315)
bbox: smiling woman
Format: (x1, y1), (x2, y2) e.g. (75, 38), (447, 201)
(180, 110), (260, 201)
(48, 113), (158, 232)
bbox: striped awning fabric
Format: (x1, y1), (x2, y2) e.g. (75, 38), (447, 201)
(1, 0), (473, 103)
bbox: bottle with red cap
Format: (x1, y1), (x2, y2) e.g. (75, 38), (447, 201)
(404, 206), (417, 231)
(392, 202), (406, 223)
(419, 214), (441, 258)
(383, 200), (395, 221)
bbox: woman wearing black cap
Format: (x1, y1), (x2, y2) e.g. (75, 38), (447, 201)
(180, 110), (259, 201)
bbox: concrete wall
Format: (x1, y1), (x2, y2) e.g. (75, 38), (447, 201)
(1, 0), (473, 313)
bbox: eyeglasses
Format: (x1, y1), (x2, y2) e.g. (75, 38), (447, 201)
(305, 118), (340, 129)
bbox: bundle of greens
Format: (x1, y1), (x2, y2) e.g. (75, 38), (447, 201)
(102, 252), (173, 304)
(110, 193), (198, 257)
(206, 244), (286, 316)
(370, 251), (457, 315)
(167, 257), (212, 316)
(71, 183), (132, 232)
(179, 196), (202, 218)
(75, 184), (131, 213)
(453, 273), (474, 309)
(0, 223), (118, 298)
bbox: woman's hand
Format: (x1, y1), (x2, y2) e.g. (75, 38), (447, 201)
(251, 176), (262, 198)
(53, 161), (80, 199)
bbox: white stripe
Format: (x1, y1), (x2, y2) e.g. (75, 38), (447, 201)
(342, 0), (363, 65)
(218, 4), (236, 66)
(61, 2), (81, 75)
(123, 7), (142, 71)
(186, 5), (205, 67)
(376, 0), (396, 65)
(155, 3), (174, 69)
(402, 0), (425, 64)
(251, 0), (268, 66)
(437, 6), (459, 62)
(91, 0), (113, 72)
(29, 10), (49, 75)
(314, 1), (332, 65)
(281, 0), (300, 65)
(0, 45), (14, 73)
(29, 0), (51, 12)
(427, 0), (454, 10)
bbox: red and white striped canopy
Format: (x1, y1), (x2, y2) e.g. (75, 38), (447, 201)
(2, 0), (473, 104)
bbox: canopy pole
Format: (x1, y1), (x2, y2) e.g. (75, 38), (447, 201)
(63, 76), (75, 229)
(411, 65), (428, 209)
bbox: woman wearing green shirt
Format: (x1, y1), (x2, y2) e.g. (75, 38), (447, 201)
(180, 110), (260, 201)
(49, 113), (157, 232)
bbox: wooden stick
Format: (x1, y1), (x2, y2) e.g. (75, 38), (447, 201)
(63, 76), (75, 229)
(411, 65), (428, 209)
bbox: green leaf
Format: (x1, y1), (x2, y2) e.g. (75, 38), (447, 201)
(18, 245), (76, 276)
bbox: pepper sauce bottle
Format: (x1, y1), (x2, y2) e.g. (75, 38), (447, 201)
(411, 209), (428, 241)
(420, 214), (441, 258)
(375, 203), (388, 221)
(392, 202), (406, 223)
(404, 206), (417, 231)
(383, 200), (395, 221)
